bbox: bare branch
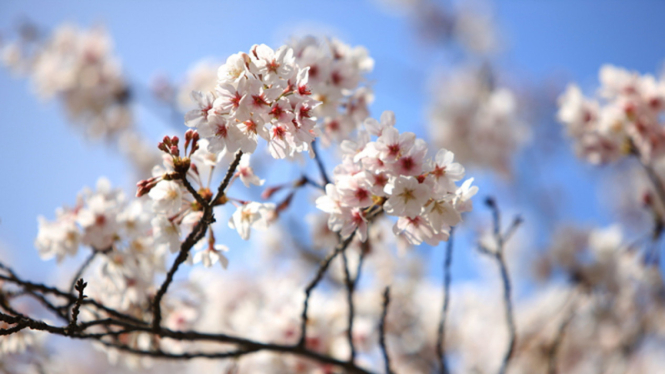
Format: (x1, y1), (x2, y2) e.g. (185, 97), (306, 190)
(68, 279), (87, 335)
(379, 286), (393, 374)
(436, 228), (454, 374)
(298, 233), (356, 347)
(213, 150), (243, 204)
(153, 151), (243, 331)
(480, 197), (521, 374)
(341, 248), (356, 362)
(311, 140), (331, 186)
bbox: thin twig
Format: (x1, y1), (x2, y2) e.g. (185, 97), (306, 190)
(496, 251), (516, 374)
(379, 287), (393, 374)
(436, 228), (454, 374)
(68, 279), (87, 335)
(298, 207), (383, 347)
(152, 211), (210, 330)
(481, 197), (521, 374)
(69, 250), (105, 295)
(298, 233), (356, 347)
(311, 140), (331, 186)
(181, 172), (209, 208)
(341, 248), (356, 362)
(213, 150), (243, 204)
(153, 151), (243, 330)
(0, 309), (374, 374)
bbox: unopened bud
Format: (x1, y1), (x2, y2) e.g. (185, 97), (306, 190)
(170, 145), (180, 157)
(277, 192), (295, 213)
(163, 136), (172, 147)
(261, 185), (285, 200)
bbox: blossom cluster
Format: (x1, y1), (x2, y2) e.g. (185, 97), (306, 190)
(184, 44), (320, 159)
(2, 23), (161, 177)
(428, 66), (528, 175)
(558, 65), (665, 164)
(316, 110), (477, 246)
(3, 24), (131, 138)
(288, 36), (374, 145)
(140, 134), (274, 265)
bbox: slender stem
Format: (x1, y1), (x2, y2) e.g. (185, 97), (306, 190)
(0, 309), (374, 374)
(298, 208), (383, 347)
(436, 228), (454, 374)
(298, 233), (356, 347)
(497, 251), (516, 374)
(69, 249), (105, 295)
(379, 287), (393, 374)
(480, 198), (520, 374)
(152, 210), (209, 330)
(311, 140), (331, 186)
(341, 249), (356, 362)
(213, 151), (243, 204)
(153, 151), (243, 331)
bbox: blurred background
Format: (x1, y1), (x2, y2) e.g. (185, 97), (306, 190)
(2, 0), (665, 372)
(2, 0), (665, 284)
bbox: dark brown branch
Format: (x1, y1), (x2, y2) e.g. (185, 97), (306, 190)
(379, 287), (393, 374)
(436, 228), (454, 374)
(0, 271), (143, 325)
(298, 233), (356, 347)
(213, 150), (243, 204)
(311, 140), (331, 186)
(68, 279), (87, 334)
(153, 151), (243, 331)
(0, 309), (374, 374)
(0, 323), (28, 336)
(152, 210), (210, 330)
(68, 249), (106, 295)
(181, 172), (208, 208)
(341, 248), (356, 362)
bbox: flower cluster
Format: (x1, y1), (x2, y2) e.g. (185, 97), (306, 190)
(139, 132), (274, 261)
(428, 66), (528, 175)
(288, 36), (374, 145)
(558, 65), (665, 164)
(3, 24), (132, 138)
(184, 44), (320, 159)
(316, 110), (477, 246)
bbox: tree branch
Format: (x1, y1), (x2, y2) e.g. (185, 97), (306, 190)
(379, 286), (393, 374)
(436, 228), (454, 374)
(311, 140), (331, 186)
(341, 248), (356, 362)
(480, 198), (521, 374)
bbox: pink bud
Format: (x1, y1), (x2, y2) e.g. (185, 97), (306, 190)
(261, 185), (285, 200)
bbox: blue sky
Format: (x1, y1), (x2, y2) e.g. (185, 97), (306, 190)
(1, 0), (665, 288)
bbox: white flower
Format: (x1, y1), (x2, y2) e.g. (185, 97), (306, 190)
(454, 178), (478, 213)
(236, 154), (264, 188)
(151, 216), (181, 254)
(193, 245), (230, 269)
(393, 215), (448, 246)
(185, 91), (215, 128)
(384, 176), (431, 218)
(229, 202), (275, 240)
(148, 180), (182, 216)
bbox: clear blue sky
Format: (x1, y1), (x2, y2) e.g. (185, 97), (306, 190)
(2, 0), (665, 286)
